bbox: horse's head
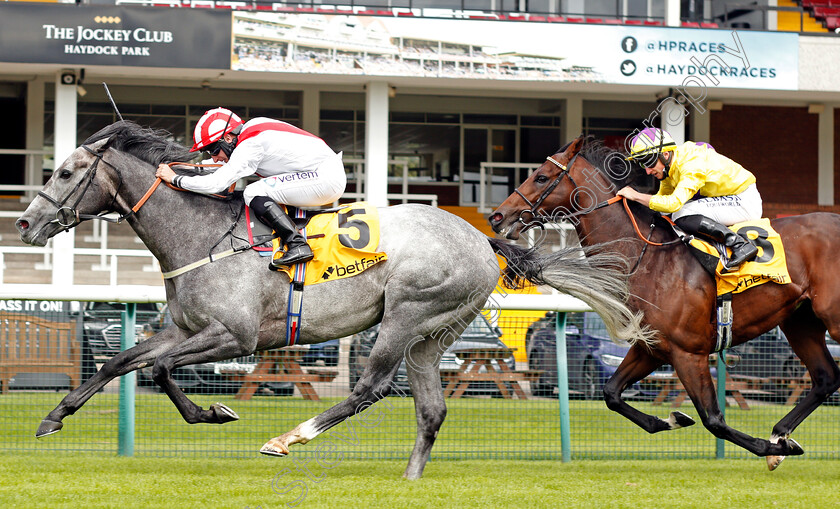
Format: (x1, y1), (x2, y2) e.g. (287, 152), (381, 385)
(16, 137), (118, 246)
(489, 135), (638, 240)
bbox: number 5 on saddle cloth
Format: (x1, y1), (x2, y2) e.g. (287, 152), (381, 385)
(244, 201), (388, 346)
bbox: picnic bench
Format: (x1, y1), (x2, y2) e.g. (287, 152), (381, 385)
(441, 347), (542, 399)
(650, 372), (774, 410)
(0, 312), (81, 393)
(220, 346), (338, 401)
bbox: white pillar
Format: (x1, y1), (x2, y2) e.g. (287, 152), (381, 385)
(52, 71), (78, 286)
(302, 88), (320, 136)
(690, 104), (710, 143)
(563, 96), (583, 143)
(26, 76), (45, 199)
(660, 97), (686, 145)
(665, 0), (681, 26)
(817, 106), (834, 206)
(364, 82), (389, 208)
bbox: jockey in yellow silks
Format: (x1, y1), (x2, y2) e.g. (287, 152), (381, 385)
(618, 127), (762, 271)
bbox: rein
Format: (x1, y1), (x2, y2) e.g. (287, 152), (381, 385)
(38, 152), (233, 231)
(512, 154), (683, 248)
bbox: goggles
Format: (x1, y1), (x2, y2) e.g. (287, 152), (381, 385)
(205, 140), (223, 157)
(632, 149), (661, 169)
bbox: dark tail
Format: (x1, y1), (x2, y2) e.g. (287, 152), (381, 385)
(488, 238), (656, 347)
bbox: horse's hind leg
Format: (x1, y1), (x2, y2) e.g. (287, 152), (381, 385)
(402, 327), (466, 480)
(671, 349), (804, 458)
(36, 325), (189, 437)
(603, 344), (695, 433)
(259, 319), (409, 457)
(766, 308), (840, 469)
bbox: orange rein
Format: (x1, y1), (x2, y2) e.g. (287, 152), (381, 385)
(130, 162), (233, 216)
(618, 196), (675, 247)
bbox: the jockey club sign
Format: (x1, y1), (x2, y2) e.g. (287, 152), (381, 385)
(0, 4), (230, 69)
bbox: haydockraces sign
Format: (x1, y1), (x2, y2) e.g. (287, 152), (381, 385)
(231, 12), (798, 90)
(0, 3), (230, 69)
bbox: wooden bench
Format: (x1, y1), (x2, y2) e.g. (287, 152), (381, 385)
(651, 373), (773, 411)
(220, 347), (338, 401)
(0, 312), (80, 393)
(439, 348), (543, 399)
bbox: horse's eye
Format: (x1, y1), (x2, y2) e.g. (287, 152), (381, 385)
(59, 170), (72, 180)
(535, 174), (549, 184)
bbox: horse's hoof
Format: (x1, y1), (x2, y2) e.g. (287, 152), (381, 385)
(260, 441), (289, 457)
(767, 455), (785, 471)
(783, 438), (804, 456)
(35, 419), (63, 438)
(210, 403), (239, 424)
(669, 411), (696, 429)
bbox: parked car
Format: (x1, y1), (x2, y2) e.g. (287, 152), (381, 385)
(81, 301), (164, 358)
(135, 304), (292, 395)
(348, 314), (515, 395)
(526, 312), (675, 399)
(726, 328), (840, 403)
(527, 312), (840, 403)
(298, 338), (340, 367)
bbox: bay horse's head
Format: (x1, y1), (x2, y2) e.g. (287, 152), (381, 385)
(489, 135), (638, 240)
(16, 120), (193, 246)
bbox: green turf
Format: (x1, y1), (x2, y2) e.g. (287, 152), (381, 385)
(2, 455), (839, 509)
(3, 392), (840, 460)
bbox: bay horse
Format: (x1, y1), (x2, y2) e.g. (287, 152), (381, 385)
(489, 135), (840, 469)
(15, 122), (649, 479)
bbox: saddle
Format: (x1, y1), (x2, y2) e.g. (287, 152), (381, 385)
(245, 204), (344, 256)
(673, 218), (792, 351)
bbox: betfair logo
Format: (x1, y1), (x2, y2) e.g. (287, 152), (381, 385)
(320, 255), (386, 280)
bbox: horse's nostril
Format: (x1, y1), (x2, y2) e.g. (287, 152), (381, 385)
(16, 219), (29, 231)
(490, 213), (503, 224)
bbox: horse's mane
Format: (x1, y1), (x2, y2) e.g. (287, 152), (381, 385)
(83, 120), (196, 168)
(572, 136), (662, 225)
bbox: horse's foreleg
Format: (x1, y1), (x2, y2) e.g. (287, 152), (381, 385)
(765, 318), (840, 470)
(151, 321), (254, 425)
(36, 326), (188, 438)
(603, 344), (695, 433)
(672, 350), (804, 458)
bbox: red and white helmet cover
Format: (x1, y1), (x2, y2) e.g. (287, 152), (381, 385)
(190, 107), (244, 152)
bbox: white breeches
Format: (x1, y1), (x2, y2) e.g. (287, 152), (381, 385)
(242, 153), (347, 207)
(671, 184), (763, 226)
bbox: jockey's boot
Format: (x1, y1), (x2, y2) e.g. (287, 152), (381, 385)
(675, 214), (758, 271)
(253, 200), (314, 270)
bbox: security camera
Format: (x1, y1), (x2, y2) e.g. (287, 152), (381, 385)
(60, 72), (76, 85)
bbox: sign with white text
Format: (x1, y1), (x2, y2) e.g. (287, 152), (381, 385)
(0, 4), (230, 69)
(232, 12), (798, 90)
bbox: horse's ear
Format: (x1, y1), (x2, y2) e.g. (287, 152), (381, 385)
(567, 135), (586, 156)
(86, 137), (111, 153)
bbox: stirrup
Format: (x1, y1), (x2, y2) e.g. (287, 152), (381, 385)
(269, 245), (314, 271)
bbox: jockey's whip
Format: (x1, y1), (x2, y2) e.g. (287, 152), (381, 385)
(102, 82), (124, 121)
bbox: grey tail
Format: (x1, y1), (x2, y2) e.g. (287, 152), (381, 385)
(488, 238), (657, 347)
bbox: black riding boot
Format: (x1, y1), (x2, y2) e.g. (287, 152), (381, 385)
(252, 199), (314, 270)
(675, 214), (758, 271)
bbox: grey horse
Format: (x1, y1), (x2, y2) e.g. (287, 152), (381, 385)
(16, 121), (649, 479)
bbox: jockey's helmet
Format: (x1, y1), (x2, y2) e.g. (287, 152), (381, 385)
(190, 107), (244, 153)
(625, 128), (677, 168)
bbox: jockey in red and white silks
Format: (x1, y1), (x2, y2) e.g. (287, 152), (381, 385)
(175, 117), (346, 208)
(156, 108), (346, 269)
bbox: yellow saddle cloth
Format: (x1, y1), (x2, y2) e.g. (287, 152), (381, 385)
(687, 218), (791, 296)
(274, 202), (387, 285)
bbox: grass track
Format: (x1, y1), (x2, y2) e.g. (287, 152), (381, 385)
(2, 455), (840, 509)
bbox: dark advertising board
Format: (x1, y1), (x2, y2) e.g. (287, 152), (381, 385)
(0, 3), (231, 69)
